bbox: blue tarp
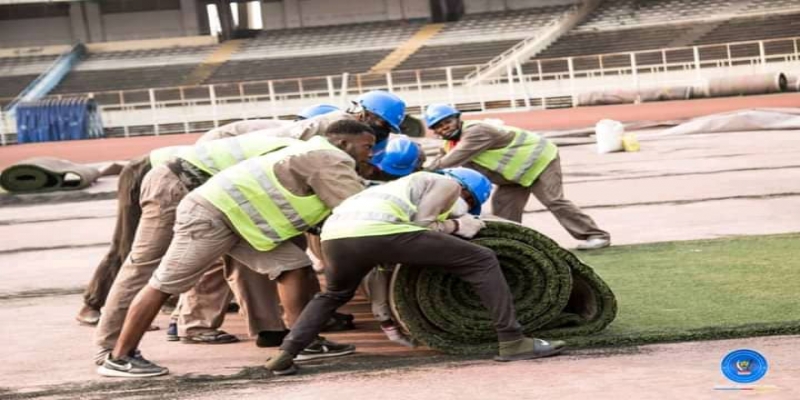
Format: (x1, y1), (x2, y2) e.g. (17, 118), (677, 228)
(16, 97), (104, 143)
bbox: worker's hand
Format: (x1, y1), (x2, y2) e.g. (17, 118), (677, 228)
(453, 215), (485, 239)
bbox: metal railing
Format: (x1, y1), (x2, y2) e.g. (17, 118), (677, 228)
(2, 36), (799, 145)
(462, 5), (578, 82)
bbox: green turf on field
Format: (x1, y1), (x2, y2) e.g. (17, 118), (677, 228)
(568, 233), (800, 347)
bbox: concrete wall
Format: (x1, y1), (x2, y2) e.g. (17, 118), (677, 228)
(0, 17), (73, 48)
(262, 0), (432, 30)
(102, 10), (187, 42)
(0, 2), (202, 48)
(258, 0), (579, 29)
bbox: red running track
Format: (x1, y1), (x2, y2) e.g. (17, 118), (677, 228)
(1, 93), (798, 169)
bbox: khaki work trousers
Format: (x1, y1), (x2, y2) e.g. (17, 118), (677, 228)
(148, 195), (314, 330)
(173, 261), (285, 337)
(81, 157), (247, 337)
(491, 155), (609, 241)
(82, 156), (151, 310)
(95, 166), (285, 350)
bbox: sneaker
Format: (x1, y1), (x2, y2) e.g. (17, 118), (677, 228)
(294, 337), (355, 361)
(180, 330), (239, 344)
(256, 330), (289, 348)
(265, 350), (297, 376)
(97, 351), (169, 378)
(576, 237), (610, 251)
(494, 337), (566, 362)
(381, 324), (416, 348)
(166, 321), (179, 342)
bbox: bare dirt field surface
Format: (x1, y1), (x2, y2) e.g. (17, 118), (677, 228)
(1, 96), (799, 399)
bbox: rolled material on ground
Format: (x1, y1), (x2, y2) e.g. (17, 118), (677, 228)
(575, 73), (788, 107)
(705, 72), (787, 97)
(390, 220), (617, 355)
(0, 157), (100, 193)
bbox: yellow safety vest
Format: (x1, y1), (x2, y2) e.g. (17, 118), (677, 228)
(178, 134), (302, 175)
(149, 145), (189, 167)
(197, 137), (340, 251)
(322, 172), (453, 241)
(444, 121), (557, 187)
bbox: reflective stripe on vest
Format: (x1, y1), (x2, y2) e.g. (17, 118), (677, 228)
(197, 137), (338, 251)
(180, 134), (301, 175)
(444, 121), (558, 187)
(322, 172), (452, 241)
(149, 145), (190, 167)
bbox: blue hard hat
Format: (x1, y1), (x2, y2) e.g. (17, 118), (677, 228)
(374, 136), (420, 177)
(356, 90), (406, 133)
(297, 104), (339, 120)
(441, 167), (492, 215)
(370, 136), (389, 165)
(424, 103), (460, 128)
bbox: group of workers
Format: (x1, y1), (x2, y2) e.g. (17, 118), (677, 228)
(77, 89), (610, 378)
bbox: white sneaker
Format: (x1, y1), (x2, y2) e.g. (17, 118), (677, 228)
(382, 325), (416, 348)
(576, 237), (610, 250)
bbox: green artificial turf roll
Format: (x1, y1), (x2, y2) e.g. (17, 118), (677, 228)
(0, 157), (100, 193)
(390, 220), (617, 355)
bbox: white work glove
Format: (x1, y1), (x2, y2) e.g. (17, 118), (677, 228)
(448, 198), (470, 218)
(453, 215), (486, 239)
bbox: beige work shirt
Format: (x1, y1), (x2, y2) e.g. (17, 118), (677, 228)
(273, 146), (364, 209)
(267, 111), (357, 141)
(425, 121), (519, 185)
(189, 143), (364, 274)
(407, 172), (468, 234)
(197, 119), (293, 143)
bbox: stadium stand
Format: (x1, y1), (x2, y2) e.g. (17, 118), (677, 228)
(425, 6), (573, 45)
(5, 0), (797, 98)
(693, 12), (800, 45)
(51, 65), (198, 94)
(0, 74), (38, 100)
(0, 54), (58, 76)
(74, 45), (216, 71)
(205, 50), (392, 89)
(230, 20), (424, 60)
(529, 0), (800, 74)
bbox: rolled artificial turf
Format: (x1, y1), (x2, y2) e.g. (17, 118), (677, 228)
(390, 220), (617, 355)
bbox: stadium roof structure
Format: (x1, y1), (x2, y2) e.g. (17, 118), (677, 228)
(0, 0), (85, 5)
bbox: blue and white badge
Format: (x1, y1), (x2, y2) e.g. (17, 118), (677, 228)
(721, 349), (768, 384)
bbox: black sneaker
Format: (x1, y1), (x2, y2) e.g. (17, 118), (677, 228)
(96, 351), (169, 378)
(294, 337), (355, 361)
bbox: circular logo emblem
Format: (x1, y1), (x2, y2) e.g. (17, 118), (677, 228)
(721, 349), (768, 384)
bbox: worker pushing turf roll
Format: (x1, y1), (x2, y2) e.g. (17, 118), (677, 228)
(98, 120), (376, 378)
(265, 167), (566, 376)
(423, 104), (611, 250)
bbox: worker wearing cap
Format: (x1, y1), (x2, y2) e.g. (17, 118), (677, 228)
(98, 120), (375, 378)
(266, 167), (566, 375)
(423, 104), (610, 250)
